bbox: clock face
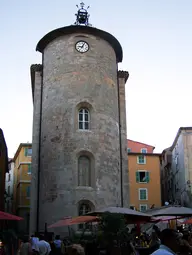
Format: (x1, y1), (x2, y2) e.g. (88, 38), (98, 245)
(75, 41), (89, 53)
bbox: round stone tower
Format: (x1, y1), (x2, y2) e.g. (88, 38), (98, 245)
(30, 7), (129, 234)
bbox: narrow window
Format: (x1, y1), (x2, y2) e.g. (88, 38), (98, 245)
(139, 188), (148, 200)
(28, 164), (31, 174)
(26, 186), (30, 198)
(78, 156), (91, 186)
(24, 148), (32, 157)
(137, 155), (146, 164)
(140, 204), (148, 212)
(136, 171), (150, 183)
(78, 108), (90, 130)
(141, 148), (147, 153)
(79, 203), (92, 229)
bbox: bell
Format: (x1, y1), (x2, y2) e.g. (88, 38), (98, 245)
(78, 14), (87, 24)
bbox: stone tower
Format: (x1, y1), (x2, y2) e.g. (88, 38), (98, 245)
(30, 4), (129, 234)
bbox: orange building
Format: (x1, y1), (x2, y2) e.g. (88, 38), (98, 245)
(13, 143), (32, 233)
(128, 139), (161, 211)
(0, 128), (9, 211)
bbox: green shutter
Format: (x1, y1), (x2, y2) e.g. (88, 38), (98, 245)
(28, 164), (31, 173)
(24, 148), (27, 156)
(146, 171), (150, 183)
(136, 171), (140, 182)
(26, 186), (30, 197)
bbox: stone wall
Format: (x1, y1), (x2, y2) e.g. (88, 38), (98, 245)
(30, 32), (129, 234)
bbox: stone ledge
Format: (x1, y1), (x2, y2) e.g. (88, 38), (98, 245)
(75, 186), (94, 191)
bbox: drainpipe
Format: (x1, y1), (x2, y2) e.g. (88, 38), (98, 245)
(117, 68), (124, 207)
(36, 53), (44, 232)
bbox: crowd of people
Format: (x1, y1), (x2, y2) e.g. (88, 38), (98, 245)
(13, 225), (192, 255)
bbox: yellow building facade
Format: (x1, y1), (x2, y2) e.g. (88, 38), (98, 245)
(128, 140), (162, 211)
(13, 143), (32, 233)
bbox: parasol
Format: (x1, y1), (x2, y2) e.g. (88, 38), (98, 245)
(48, 215), (98, 228)
(0, 211), (23, 220)
(146, 206), (192, 217)
(86, 206), (151, 223)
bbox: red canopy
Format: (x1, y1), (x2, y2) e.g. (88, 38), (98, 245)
(48, 215), (98, 228)
(0, 211), (23, 221)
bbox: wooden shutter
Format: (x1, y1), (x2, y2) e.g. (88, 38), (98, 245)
(26, 186), (30, 197)
(24, 148), (28, 156)
(136, 171), (140, 182)
(28, 164), (31, 173)
(146, 171), (150, 183)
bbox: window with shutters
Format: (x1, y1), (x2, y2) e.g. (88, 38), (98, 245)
(78, 108), (90, 130)
(137, 155), (146, 164)
(28, 164), (31, 174)
(24, 148), (32, 157)
(136, 171), (150, 183)
(26, 186), (30, 198)
(78, 156), (91, 187)
(139, 188), (148, 200)
(140, 204), (148, 212)
(141, 148), (147, 153)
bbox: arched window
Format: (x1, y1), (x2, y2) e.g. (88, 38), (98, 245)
(78, 202), (92, 230)
(79, 203), (92, 216)
(78, 156), (91, 186)
(78, 108), (90, 130)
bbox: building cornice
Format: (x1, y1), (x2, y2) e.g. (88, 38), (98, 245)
(31, 64), (42, 102)
(36, 25), (123, 62)
(118, 70), (129, 83)
(128, 152), (161, 156)
(13, 143), (32, 162)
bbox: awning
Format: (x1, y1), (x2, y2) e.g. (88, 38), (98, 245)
(0, 211), (23, 221)
(87, 206), (151, 223)
(48, 215), (98, 228)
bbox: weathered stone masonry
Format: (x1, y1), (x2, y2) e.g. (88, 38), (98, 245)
(30, 25), (129, 234)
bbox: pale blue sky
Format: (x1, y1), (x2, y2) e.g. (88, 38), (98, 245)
(1, 0), (192, 157)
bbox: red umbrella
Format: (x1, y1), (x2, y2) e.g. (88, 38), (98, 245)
(0, 211), (23, 221)
(48, 216), (98, 228)
(48, 217), (72, 228)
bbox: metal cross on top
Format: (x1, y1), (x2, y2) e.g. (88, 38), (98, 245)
(74, 2), (91, 26)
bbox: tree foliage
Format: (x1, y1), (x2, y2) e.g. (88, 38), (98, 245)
(99, 212), (130, 244)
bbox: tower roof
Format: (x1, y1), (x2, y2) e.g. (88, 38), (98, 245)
(36, 25), (123, 63)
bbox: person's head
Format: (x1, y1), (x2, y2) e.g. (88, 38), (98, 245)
(160, 229), (182, 252)
(67, 244), (85, 255)
(55, 235), (60, 240)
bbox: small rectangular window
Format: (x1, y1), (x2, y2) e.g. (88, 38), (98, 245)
(26, 186), (30, 198)
(28, 164), (31, 174)
(8, 174), (11, 182)
(140, 204), (148, 212)
(139, 188), (148, 200)
(127, 148), (131, 153)
(24, 148), (32, 157)
(137, 155), (146, 164)
(141, 148), (147, 153)
(136, 171), (150, 183)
